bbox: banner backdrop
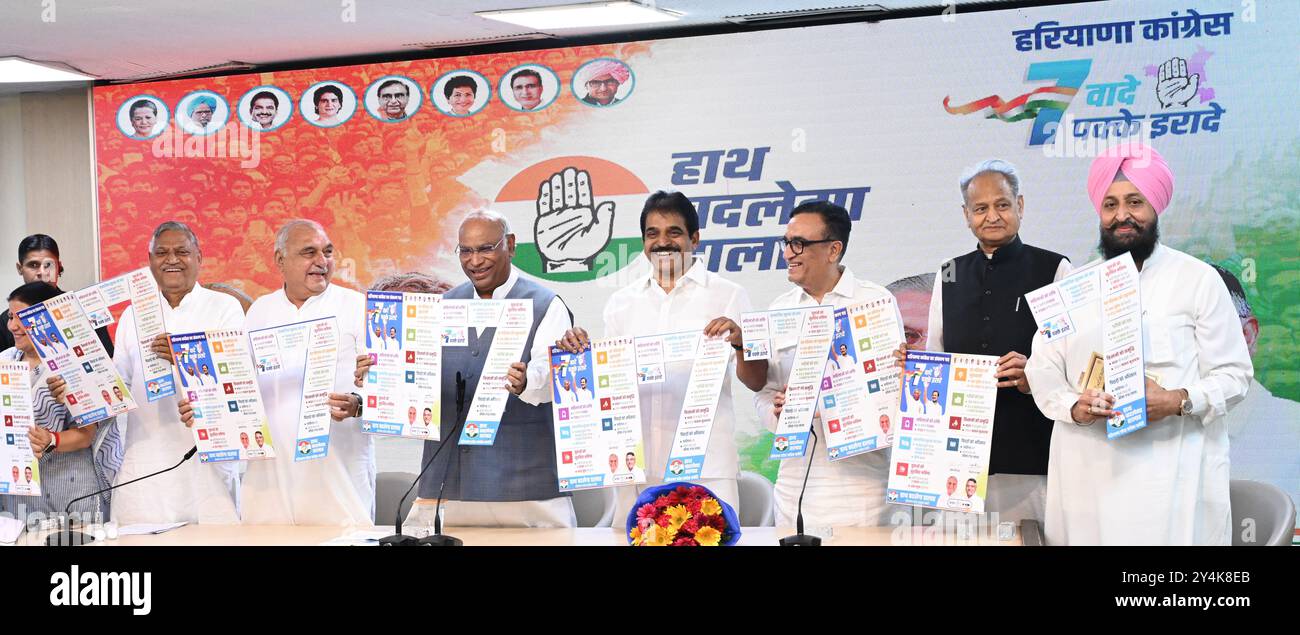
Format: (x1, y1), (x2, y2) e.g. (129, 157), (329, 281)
(91, 0), (1298, 513)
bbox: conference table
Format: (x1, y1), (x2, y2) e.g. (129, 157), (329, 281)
(25, 520), (1040, 546)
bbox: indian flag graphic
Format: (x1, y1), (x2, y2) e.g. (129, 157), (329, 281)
(943, 85), (1078, 122)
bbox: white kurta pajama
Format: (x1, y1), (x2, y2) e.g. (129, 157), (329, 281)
(1025, 244), (1253, 545)
(755, 267), (909, 528)
(602, 261), (750, 527)
(241, 283), (374, 526)
(110, 285), (245, 525)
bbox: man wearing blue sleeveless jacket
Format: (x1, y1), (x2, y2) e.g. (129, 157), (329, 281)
(410, 210), (575, 527)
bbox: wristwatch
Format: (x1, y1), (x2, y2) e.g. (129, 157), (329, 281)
(350, 392), (365, 418)
(1178, 389), (1192, 416)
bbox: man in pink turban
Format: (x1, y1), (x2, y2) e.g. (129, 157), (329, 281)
(1087, 143), (1175, 265)
(579, 59), (631, 106)
(1025, 142), (1254, 545)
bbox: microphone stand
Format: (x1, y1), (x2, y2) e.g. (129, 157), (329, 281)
(380, 372), (467, 546)
(419, 372), (466, 546)
(46, 446), (198, 546)
(779, 429), (822, 546)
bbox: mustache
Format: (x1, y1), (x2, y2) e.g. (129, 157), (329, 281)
(651, 246), (682, 253)
(1106, 220), (1142, 232)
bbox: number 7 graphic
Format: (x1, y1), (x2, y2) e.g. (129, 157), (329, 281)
(1026, 59), (1093, 146)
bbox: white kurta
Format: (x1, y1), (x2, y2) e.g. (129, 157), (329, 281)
(241, 283), (374, 526)
(603, 261), (750, 483)
(754, 267), (908, 528)
(489, 266), (573, 408)
(111, 285), (245, 525)
(1025, 244), (1253, 545)
(602, 261), (751, 525)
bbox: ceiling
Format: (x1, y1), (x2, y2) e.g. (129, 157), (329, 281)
(0, 0), (1053, 92)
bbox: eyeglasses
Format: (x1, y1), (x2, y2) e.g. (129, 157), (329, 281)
(780, 237), (839, 255)
(586, 79), (620, 89)
(379, 92), (408, 102)
(454, 236), (506, 257)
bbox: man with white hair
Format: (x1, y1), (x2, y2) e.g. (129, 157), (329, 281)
(362, 210), (576, 527)
(237, 219), (372, 525)
(97, 221), (245, 524)
(187, 95), (218, 132)
(902, 159), (1070, 524)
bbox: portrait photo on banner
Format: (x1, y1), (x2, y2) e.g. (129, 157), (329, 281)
(237, 85), (294, 132)
(115, 94), (168, 140)
(298, 80), (358, 127)
(431, 70), (491, 117)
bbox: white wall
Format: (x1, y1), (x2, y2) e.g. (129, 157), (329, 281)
(0, 95), (30, 294)
(0, 87), (98, 296)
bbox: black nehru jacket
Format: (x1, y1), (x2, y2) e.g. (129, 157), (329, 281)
(940, 235), (1065, 475)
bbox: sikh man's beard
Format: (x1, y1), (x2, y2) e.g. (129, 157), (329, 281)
(1098, 217), (1160, 262)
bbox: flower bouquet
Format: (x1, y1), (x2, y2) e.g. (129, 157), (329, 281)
(627, 483), (741, 546)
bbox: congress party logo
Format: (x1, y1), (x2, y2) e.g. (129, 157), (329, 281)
(494, 156), (648, 283)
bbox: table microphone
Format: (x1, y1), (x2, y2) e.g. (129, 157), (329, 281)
(779, 428), (822, 546)
(419, 371), (466, 547)
(378, 436), (450, 546)
(380, 372), (467, 546)
(46, 445), (198, 546)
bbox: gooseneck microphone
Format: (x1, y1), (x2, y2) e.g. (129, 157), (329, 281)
(379, 372), (466, 546)
(420, 372), (466, 546)
(779, 429), (822, 547)
(46, 445), (198, 546)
